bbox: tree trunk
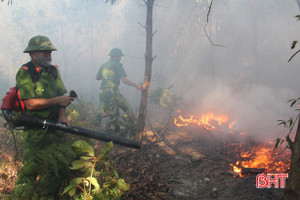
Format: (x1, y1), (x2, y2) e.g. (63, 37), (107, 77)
(283, 117), (300, 200)
(136, 0), (155, 142)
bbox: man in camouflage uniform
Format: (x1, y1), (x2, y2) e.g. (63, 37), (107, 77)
(96, 48), (141, 132)
(13, 35), (74, 200)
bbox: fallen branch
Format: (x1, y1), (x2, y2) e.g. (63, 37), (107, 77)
(241, 167), (266, 174)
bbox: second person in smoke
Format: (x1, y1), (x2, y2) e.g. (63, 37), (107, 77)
(95, 48), (141, 134)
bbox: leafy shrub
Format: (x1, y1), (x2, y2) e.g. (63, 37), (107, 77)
(62, 140), (130, 200)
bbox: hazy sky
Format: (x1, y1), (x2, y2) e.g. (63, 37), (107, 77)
(0, 0), (299, 140)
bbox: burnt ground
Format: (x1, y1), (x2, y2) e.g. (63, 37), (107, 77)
(113, 125), (287, 200)
(0, 123), (288, 200)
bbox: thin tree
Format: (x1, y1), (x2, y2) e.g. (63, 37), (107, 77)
(106, 0), (156, 142)
(282, 15), (300, 200)
(282, 114), (300, 199)
(136, 0), (155, 142)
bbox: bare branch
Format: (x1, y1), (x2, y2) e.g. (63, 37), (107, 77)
(153, 30), (158, 37)
(138, 22), (147, 30)
(204, 0), (225, 48)
(288, 49), (300, 62)
(152, 55), (157, 61)
(1, 0), (13, 5)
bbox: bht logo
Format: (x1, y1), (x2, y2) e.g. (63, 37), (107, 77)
(256, 173), (288, 189)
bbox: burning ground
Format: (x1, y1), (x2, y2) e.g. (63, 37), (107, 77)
(0, 112), (291, 199)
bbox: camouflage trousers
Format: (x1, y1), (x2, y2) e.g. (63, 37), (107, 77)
(13, 128), (72, 200)
(95, 88), (137, 137)
(97, 87), (134, 123)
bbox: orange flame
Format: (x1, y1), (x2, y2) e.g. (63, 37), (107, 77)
(229, 120), (238, 129)
(230, 143), (290, 177)
(174, 112), (231, 130)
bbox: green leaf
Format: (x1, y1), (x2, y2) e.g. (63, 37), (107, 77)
(291, 41), (298, 49)
(277, 120), (286, 127)
(69, 160), (93, 170)
(112, 169), (119, 179)
(288, 118), (294, 127)
(275, 138), (281, 148)
(97, 141), (114, 160)
(112, 188), (120, 197)
(68, 188), (76, 196)
(62, 184), (75, 196)
(117, 178), (130, 191)
(295, 15), (300, 21)
(86, 177), (100, 191)
(290, 100), (297, 107)
(80, 156), (93, 161)
(72, 140), (95, 157)
(62, 178), (84, 195)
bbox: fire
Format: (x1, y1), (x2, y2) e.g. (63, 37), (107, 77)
(230, 143), (290, 177)
(174, 112), (232, 130)
(174, 110), (290, 177)
(231, 161), (242, 173)
(229, 120), (238, 129)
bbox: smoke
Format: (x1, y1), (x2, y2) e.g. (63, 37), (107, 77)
(0, 0), (300, 141)
(194, 82), (296, 140)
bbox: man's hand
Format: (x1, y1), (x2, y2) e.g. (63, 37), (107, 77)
(136, 84), (142, 90)
(56, 96), (75, 107)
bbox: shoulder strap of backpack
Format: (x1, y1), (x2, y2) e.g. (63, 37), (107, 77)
(22, 61), (40, 83)
(22, 62), (58, 80)
(22, 61), (40, 98)
(16, 87), (26, 112)
(49, 65), (58, 79)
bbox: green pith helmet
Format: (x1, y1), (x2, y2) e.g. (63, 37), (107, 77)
(23, 35), (57, 53)
(108, 48), (124, 57)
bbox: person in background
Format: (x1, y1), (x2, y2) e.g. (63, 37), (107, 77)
(95, 48), (141, 136)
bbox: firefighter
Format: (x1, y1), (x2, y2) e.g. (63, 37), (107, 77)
(95, 48), (141, 134)
(12, 35), (74, 199)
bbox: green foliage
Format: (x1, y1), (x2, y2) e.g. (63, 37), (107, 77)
(102, 103), (137, 139)
(12, 182), (39, 200)
(62, 140), (129, 200)
(277, 118), (295, 129)
(287, 97), (300, 108)
(149, 86), (178, 112)
(66, 99), (133, 135)
(0, 193), (12, 200)
(277, 99), (300, 130)
(66, 100), (98, 129)
(288, 16), (300, 62)
(291, 41), (298, 49)
(275, 137), (285, 148)
(277, 97), (300, 149)
(103, 104), (123, 134)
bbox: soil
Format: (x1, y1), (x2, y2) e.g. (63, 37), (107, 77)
(113, 126), (287, 200)
(0, 123), (288, 200)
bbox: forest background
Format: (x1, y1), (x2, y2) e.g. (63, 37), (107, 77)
(0, 0), (300, 148)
